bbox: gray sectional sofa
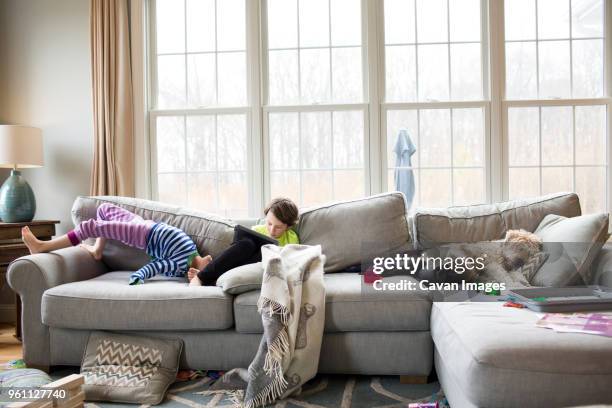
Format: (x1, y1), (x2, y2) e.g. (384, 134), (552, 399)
(8, 191), (612, 407)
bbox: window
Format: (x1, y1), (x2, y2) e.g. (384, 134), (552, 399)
(152, 0), (249, 217)
(505, 0), (604, 99)
(504, 0), (607, 214)
(146, 0), (610, 216)
(265, 0), (367, 207)
(383, 0), (487, 210)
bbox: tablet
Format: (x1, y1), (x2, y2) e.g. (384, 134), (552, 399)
(508, 287), (612, 312)
(233, 224), (278, 247)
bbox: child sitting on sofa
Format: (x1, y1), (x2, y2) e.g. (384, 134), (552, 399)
(188, 197), (299, 286)
(21, 202), (212, 285)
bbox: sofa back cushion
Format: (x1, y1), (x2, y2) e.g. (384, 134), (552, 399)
(296, 192), (411, 272)
(71, 196), (235, 271)
(411, 192), (581, 249)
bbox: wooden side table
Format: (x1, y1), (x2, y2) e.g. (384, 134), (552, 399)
(0, 220), (60, 340)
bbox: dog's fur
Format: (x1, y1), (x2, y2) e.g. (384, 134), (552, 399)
(444, 229), (543, 287)
(498, 229), (543, 270)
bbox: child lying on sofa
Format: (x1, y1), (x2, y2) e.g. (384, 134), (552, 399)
(22, 198), (300, 286)
(21, 202), (213, 285)
(188, 197), (300, 286)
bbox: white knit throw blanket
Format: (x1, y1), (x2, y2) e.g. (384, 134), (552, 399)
(207, 244), (326, 408)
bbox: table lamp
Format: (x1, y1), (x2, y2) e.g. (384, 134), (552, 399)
(0, 125), (44, 222)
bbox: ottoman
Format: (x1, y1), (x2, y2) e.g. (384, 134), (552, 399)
(431, 302), (612, 408)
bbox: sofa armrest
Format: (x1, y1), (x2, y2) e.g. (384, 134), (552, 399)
(590, 242), (612, 287)
(7, 246), (107, 368)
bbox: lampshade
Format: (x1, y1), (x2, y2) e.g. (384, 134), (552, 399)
(0, 125), (44, 168)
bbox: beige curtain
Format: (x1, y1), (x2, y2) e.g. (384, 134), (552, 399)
(90, 0), (134, 196)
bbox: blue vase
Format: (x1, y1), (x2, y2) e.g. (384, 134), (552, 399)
(0, 170), (36, 223)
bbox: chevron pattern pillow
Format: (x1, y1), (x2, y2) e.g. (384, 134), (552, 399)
(81, 331), (183, 404)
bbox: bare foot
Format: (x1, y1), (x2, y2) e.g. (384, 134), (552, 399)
(80, 243), (103, 261)
(187, 267), (199, 281)
(192, 255), (213, 271)
(22, 226), (44, 254)
(189, 275), (203, 286)
(201, 255), (212, 269)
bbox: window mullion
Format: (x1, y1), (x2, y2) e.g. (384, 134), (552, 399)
(414, 0), (420, 101)
(182, 0), (189, 206)
(366, 0), (382, 195)
(148, 112), (160, 202)
(132, 0), (151, 199)
(247, 0), (264, 216)
(264, 103), (368, 112)
(605, 0), (612, 215)
(214, 0), (219, 105)
(490, 0), (507, 202)
(538, 106), (543, 195)
(569, 0), (574, 97)
(214, 115), (221, 213)
(450, 108), (455, 205)
(183, 0), (188, 108)
(148, 0), (158, 111)
(535, 0), (540, 97)
(297, 0), (302, 103)
(151, 107), (251, 116)
(572, 105), (577, 192)
(504, 98), (612, 107)
(446, 0), (452, 101)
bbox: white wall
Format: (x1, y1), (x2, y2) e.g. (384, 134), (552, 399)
(0, 0), (93, 235)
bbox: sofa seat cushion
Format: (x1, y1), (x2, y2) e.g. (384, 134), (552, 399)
(234, 273), (431, 333)
(42, 272), (233, 331)
(431, 302), (612, 407)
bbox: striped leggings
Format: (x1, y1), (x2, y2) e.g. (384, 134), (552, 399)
(67, 203), (154, 250)
(130, 222), (198, 283)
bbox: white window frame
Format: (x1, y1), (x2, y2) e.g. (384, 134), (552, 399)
(134, 0), (612, 216)
(496, 0), (612, 211)
(260, 0), (372, 206)
(146, 0), (257, 215)
(378, 0), (492, 206)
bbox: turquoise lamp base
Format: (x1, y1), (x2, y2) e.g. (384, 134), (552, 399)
(0, 170), (36, 223)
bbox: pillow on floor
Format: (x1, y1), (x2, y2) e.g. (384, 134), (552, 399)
(531, 213), (610, 286)
(0, 368), (52, 388)
(216, 262), (263, 294)
(81, 331), (183, 405)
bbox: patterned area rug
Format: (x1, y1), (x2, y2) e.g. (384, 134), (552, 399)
(53, 369), (448, 407)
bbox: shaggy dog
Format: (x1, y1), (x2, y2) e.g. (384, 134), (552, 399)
(444, 229), (544, 287)
(498, 229), (543, 270)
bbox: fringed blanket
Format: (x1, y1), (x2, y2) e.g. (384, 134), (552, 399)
(210, 244), (326, 407)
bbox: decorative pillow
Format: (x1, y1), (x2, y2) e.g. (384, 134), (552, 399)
(532, 213), (610, 287)
(0, 368), (51, 388)
(519, 251), (549, 283)
(81, 331), (183, 405)
(216, 262), (263, 294)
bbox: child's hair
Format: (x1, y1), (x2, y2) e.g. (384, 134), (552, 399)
(265, 197), (299, 227)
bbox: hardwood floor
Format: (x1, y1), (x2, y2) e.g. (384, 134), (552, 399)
(0, 323), (22, 364)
